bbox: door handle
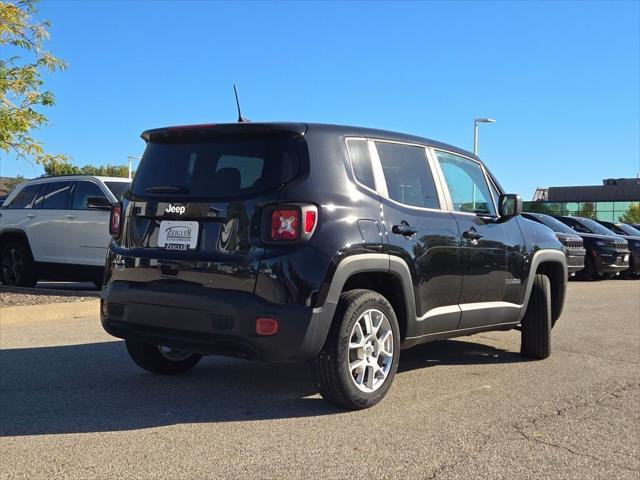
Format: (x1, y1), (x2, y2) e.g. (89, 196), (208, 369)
(26, 214), (36, 219)
(65, 214), (76, 219)
(463, 229), (483, 241)
(392, 222), (417, 237)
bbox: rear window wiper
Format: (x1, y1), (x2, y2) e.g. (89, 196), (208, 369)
(144, 185), (190, 194)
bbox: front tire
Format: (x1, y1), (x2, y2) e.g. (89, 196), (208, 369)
(521, 274), (552, 360)
(1, 241), (37, 287)
(125, 340), (202, 374)
(575, 255), (596, 281)
(311, 289), (401, 410)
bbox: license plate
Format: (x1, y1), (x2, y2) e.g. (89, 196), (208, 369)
(624, 254), (629, 263)
(158, 221), (199, 250)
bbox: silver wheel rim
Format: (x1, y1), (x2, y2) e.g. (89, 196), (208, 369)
(348, 308), (394, 393)
(157, 345), (192, 362)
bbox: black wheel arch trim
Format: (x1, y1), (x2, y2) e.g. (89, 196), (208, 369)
(303, 253), (416, 358)
(517, 249), (567, 323)
(0, 229), (34, 257)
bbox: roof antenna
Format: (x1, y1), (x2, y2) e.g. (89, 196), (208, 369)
(233, 84), (249, 123)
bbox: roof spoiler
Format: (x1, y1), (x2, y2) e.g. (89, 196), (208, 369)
(141, 123), (307, 142)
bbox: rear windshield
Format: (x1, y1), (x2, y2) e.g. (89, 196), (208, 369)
(105, 181), (130, 200)
(131, 135), (299, 198)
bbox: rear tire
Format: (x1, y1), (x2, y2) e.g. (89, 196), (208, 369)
(0, 241), (37, 287)
(125, 340), (202, 374)
(311, 289), (401, 410)
(521, 274), (552, 360)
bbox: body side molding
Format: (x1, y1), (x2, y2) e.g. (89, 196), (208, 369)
(416, 301), (522, 321)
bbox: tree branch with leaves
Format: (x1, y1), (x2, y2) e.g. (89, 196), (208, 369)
(0, 0), (67, 167)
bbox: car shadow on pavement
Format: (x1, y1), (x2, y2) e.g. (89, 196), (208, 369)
(0, 338), (522, 437)
(398, 339), (523, 373)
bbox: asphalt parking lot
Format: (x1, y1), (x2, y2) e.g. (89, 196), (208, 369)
(0, 280), (638, 479)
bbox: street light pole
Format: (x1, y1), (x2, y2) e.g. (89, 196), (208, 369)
(127, 155), (141, 180)
(473, 118), (496, 156)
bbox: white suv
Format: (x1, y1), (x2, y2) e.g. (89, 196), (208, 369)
(0, 176), (130, 287)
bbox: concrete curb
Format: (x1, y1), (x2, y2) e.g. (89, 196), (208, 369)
(0, 285), (100, 297)
(0, 300), (100, 325)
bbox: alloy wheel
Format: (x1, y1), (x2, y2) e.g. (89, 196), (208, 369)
(348, 308), (394, 393)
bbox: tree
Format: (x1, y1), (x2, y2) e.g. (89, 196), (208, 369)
(43, 162), (131, 178)
(0, 174), (25, 194)
(579, 202), (596, 219)
(0, 0), (67, 166)
(619, 203), (640, 224)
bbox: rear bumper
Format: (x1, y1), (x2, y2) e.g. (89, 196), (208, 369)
(100, 281), (333, 362)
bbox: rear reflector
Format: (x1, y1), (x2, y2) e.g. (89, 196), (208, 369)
(109, 202), (122, 237)
(304, 210), (316, 234)
(271, 209), (299, 241)
(256, 317), (279, 336)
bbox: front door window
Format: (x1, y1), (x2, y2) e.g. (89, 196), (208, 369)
(436, 151), (495, 216)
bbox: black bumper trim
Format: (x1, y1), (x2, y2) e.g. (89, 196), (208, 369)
(100, 281), (332, 362)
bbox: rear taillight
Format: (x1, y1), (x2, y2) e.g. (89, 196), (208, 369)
(271, 209), (299, 241)
(109, 202), (122, 237)
(266, 204), (317, 243)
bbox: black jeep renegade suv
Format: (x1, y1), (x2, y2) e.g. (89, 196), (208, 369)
(101, 122), (568, 409)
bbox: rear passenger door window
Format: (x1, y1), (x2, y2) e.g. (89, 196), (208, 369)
(346, 139), (376, 190)
(71, 181), (107, 210)
(375, 142), (440, 209)
(5, 184), (41, 209)
(41, 181), (72, 210)
(435, 151), (496, 216)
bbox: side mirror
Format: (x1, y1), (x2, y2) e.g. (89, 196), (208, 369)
(86, 196), (112, 211)
(499, 194), (522, 218)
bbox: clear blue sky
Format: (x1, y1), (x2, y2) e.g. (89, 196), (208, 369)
(2, 0), (639, 199)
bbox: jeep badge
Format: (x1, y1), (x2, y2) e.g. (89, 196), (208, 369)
(165, 204), (186, 215)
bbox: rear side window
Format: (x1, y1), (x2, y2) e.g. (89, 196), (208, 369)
(375, 142), (440, 209)
(5, 184), (40, 209)
(105, 181), (130, 200)
(131, 135), (300, 198)
(72, 181), (107, 210)
(346, 139), (375, 190)
(41, 181), (72, 210)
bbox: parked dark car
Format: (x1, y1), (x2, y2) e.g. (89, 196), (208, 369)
(522, 213), (585, 275)
(100, 122), (568, 409)
(553, 216), (629, 280)
(594, 220), (640, 277)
